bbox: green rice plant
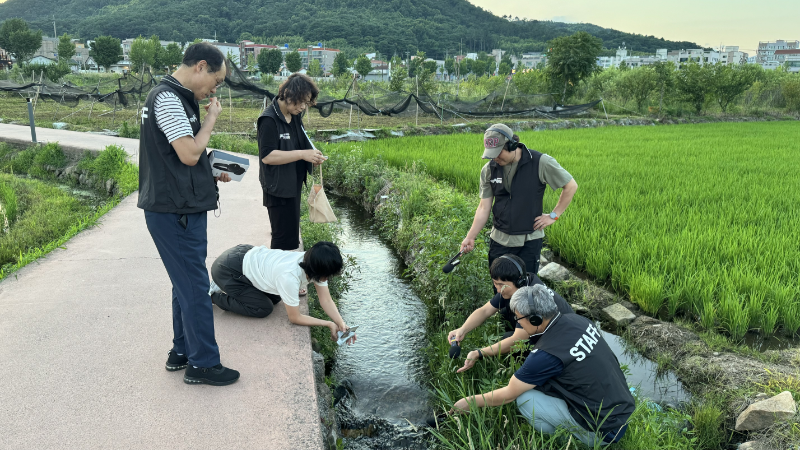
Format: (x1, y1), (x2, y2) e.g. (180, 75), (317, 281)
(760, 304), (780, 337)
(782, 300), (800, 335)
(629, 272), (664, 315)
(718, 292), (750, 341)
(699, 299), (716, 331)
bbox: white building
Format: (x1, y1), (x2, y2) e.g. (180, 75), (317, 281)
(122, 38), (178, 61)
(666, 49), (722, 65)
(597, 47), (667, 69)
(756, 40), (800, 64)
(718, 46), (749, 66)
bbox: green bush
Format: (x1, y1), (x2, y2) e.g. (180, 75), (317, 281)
(118, 121), (141, 139)
(0, 174), (90, 268)
(88, 145), (127, 181)
(0, 179), (18, 225)
(208, 133), (259, 156)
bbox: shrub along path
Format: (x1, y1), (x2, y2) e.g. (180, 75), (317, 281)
(0, 125), (323, 449)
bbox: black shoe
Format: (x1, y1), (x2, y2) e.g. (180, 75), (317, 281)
(165, 350), (188, 371)
(184, 364), (240, 386)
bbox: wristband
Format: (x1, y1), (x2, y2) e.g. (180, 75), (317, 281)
(477, 349), (485, 360)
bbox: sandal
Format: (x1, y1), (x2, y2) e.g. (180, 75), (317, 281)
(299, 288), (307, 296)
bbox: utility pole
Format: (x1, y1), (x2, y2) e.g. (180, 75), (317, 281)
(53, 15), (57, 38)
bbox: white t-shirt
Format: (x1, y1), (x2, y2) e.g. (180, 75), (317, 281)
(241, 246), (328, 307)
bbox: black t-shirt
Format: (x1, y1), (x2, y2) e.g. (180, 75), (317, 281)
(258, 115), (308, 207)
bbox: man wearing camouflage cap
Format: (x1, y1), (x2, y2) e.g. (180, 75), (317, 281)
(460, 124), (578, 281)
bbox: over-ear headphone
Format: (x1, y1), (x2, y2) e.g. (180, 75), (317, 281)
(524, 289), (544, 326)
(487, 127), (520, 152)
(498, 255), (527, 288)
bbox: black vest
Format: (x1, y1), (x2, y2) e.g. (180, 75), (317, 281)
(257, 102), (313, 198)
(490, 145), (547, 235)
(533, 314), (635, 435)
(137, 76), (217, 214)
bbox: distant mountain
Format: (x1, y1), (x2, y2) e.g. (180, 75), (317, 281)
(0, 0), (701, 58)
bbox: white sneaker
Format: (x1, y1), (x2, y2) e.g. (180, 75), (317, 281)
(209, 280), (222, 296)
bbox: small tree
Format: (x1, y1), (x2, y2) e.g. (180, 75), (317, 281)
(499, 53), (513, 76)
(546, 31), (603, 102)
(284, 50), (302, 73)
(618, 67), (659, 113)
(513, 69), (548, 94)
(57, 33), (75, 63)
(0, 18), (42, 64)
(332, 52), (350, 77)
(783, 75), (800, 112)
(129, 36), (155, 73)
(389, 65), (407, 91)
(444, 57), (455, 78)
(422, 59), (437, 74)
(90, 36), (122, 72)
(163, 42), (184, 70)
(710, 63), (757, 113)
(652, 61), (675, 113)
(257, 48), (282, 75)
(307, 58), (323, 77)
(149, 35), (165, 72)
(675, 61), (713, 114)
(226, 50), (239, 66)
(354, 54), (372, 78)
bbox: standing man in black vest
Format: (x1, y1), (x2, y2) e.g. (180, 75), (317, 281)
(450, 285), (635, 446)
(138, 42), (239, 386)
(460, 124), (577, 279)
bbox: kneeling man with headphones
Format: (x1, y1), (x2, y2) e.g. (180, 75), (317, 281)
(450, 284), (635, 447)
(449, 254), (574, 373)
(460, 123), (578, 280)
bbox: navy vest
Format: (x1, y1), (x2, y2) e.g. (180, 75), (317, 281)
(489, 145), (547, 235)
(137, 76), (217, 214)
(533, 314), (636, 435)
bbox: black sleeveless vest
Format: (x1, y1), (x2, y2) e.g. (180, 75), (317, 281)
(257, 102), (313, 198)
(137, 76), (217, 214)
(490, 145), (547, 235)
(533, 314), (635, 435)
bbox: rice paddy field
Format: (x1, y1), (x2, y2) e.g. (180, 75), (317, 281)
(326, 121), (800, 340)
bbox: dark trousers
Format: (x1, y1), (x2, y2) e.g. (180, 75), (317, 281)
(265, 193), (302, 251)
(210, 244), (282, 318)
(144, 210), (220, 368)
(488, 237), (543, 279)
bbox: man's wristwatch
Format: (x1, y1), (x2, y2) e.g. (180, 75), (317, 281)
(549, 211), (559, 220)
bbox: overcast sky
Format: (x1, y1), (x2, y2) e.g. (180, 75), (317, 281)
(468, 0), (798, 53)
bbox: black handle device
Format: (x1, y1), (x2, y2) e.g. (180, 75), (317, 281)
(442, 251), (464, 274)
(448, 339), (461, 359)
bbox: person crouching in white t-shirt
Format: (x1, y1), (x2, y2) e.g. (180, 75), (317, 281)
(209, 241), (355, 344)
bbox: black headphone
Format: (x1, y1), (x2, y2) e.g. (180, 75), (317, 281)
(498, 255), (545, 327)
(487, 127), (520, 152)
(522, 288), (544, 327)
(498, 255), (527, 288)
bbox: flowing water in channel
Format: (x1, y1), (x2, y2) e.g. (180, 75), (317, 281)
(330, 196), (689, 448)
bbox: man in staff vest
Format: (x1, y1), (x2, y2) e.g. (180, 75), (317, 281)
(450, 285), (635, 446)
(460, 124), (578, 279)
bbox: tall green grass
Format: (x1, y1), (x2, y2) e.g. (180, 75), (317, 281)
(325, 122), (800, 339)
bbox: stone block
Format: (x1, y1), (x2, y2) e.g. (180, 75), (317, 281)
(601, 303), (636, 328)
(735, 391), (797, 431)
(571, 303), (590, 316)
(538, 263), (571, 282)
(539, 255), (549, 266)
(738, 440), (768, 450)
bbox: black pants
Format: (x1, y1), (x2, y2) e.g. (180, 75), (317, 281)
(210, 244), (282, 318)
(265, 190), (302, 251)
(488, 237), (543, 278)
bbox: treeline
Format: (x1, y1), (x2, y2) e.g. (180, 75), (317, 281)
(0, 0), (701, 59)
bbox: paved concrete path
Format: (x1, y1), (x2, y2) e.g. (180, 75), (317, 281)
(0, 125), (322, 449)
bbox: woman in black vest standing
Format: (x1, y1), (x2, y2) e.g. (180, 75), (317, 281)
(257, 74), (325, 294)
